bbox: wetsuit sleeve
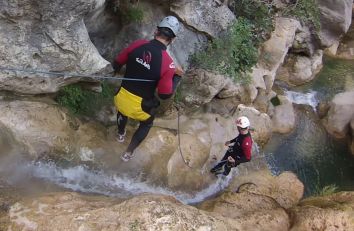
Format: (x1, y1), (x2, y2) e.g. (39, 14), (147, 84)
(229, 137), (237, 143)
(113, 40), (148, 69)
(241, 136), (252, 160)
(157, 52), (176, 99)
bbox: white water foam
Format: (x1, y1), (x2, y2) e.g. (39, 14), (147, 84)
(25, 161), (233, 204)
(285, 90), (319, 110)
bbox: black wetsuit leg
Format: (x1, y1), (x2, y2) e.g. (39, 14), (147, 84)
(222, 155), (250, 176)
(126, 116), (154, 153)
(210, 151), (232, 172)
(117, 112), (128, 135)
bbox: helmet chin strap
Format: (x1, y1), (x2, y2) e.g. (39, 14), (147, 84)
(238, 127), (249, 134)
(166, 39), (174, 46)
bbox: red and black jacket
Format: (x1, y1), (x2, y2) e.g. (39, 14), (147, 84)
(228, 132), (252, 161)
(114, 39), (179, 100)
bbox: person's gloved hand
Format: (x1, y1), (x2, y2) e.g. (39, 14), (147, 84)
(175, 65), (184, 77)
(227, 156), (235, 163)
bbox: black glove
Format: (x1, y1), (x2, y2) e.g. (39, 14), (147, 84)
(112, 62), (122, 74)
(172, 74), (182, 92)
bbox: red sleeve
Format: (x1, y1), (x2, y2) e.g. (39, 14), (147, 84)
(115, 39), (148, 65)
(157, 51), (175, 94)
(242, 136), (253, 160)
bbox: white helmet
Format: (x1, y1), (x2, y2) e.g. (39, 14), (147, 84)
(158, 16), (180, 37)
(236, 116), (250, 128)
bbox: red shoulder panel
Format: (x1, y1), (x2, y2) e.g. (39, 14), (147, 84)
(115, 39), (149, 65)
(157, 50), (175, 94)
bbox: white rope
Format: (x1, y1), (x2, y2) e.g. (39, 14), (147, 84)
(0, 66), (155, 82)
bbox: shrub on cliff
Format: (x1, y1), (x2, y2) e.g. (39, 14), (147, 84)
(192, 0), (275, 83)
(282, 0), (321, 31)
(111, 0), (144, 23)
(229, 0), (274, 43)
(55, 82), (115, 116)
(192, 18), (257, 83)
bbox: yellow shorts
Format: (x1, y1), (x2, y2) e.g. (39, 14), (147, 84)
(114, 87), (151, 121)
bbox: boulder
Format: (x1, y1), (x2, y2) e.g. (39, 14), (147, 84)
(179, 68), (247, 110)
(5, 192), (262, 230)
(276, 50), (323, 86)
(318, 0), (353, 48)
(170, 0), (235, 38)
(0, 100), (123, 162)
(336, 9), (354, 59)
(198, 191), (290, 231)
(258, 17), (301, 74)
(271, 95), (296, 134)
(292, 25), (316, 56)
(289, 50), (323, 85)
(253, 89), (270, 113)
(0, 0), (110, 94)
(250, 17), (301, 101)
(228, 170), (304, 209)
(0, 123), (25, 157)
(290, 191), (354, 231)
(323, 91), (354, 138)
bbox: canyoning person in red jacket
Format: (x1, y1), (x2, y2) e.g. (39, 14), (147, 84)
(112, 16), (184, 162)
(210, 116), (253, 176)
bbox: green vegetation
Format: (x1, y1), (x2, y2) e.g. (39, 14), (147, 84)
(314, 184), (338, 197)
(174, 86), (183, 104)
(270, 96), (281, 106)
(112, 0), (144, 23)
(282, 0), (321, 31)
(129, 219), (140, 231)
(121, 5), (144, 23)
(55, 82), (116, 116)
(192, 0), (275, 83)
(230, 0), (274, 43)
(192, 18), (258, 83)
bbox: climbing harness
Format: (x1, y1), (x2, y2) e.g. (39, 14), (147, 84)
(0, 66), (155, 82)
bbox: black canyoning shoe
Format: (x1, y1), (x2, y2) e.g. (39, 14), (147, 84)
(210, 167), (221, 173)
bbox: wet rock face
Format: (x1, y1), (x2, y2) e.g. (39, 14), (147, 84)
(322, 91), (354, 139)
(199, 192), (291, 231)
(0, 98), (272, 192)
(276, 50), (323, 86)
(318, 0), (353, 48)
(271, 95), (296, 134)
(228, 171), (304, 209)
(170, 0), (235, 38)
(4, 191), (294, 231)
(290, 191), (354, 231)
(179, 68), (245, 110)
(197, 171), (305, 231)
(85, 0), (209, 69)
(0, 100), (124, 161)
(5, 192), (234, 230)
(0, 0), (110, 94)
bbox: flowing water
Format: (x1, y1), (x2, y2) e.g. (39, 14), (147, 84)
(264, 56), (354, 196)
(0, 153), (237, 204)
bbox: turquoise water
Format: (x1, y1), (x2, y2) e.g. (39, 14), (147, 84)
(294, 56), (354, 100)
(265, 56), (354, 196)
(264, 106), (354, 196)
